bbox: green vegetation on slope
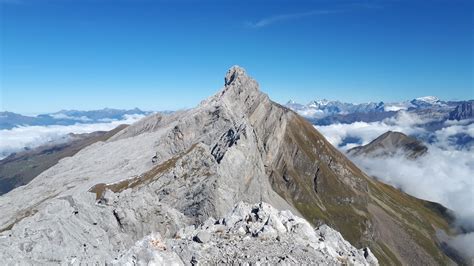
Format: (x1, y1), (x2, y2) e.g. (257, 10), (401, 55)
(266, 110), (453, 265)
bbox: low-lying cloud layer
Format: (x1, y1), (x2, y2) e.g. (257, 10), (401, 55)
(316, 112), (474, 260)
(0, 114), (145, 159)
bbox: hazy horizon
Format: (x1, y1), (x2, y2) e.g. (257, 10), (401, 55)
(2, 92), (473, 116)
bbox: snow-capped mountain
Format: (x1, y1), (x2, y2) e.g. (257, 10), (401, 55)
(285, 96), (470, 125)
(286, 99), (385, 118)
(410, 96), (445, 108)
(308, 99), (385, 114)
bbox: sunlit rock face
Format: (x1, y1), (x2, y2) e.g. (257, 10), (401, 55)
(0, 66), (453, 265)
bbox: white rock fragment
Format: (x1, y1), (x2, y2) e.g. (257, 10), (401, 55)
(193, 231), (211, 244)
(114, 232), (184, 266)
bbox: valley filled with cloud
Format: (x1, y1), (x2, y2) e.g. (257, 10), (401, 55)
(0, 114), (145, 159)
(316, 112), (474, 258)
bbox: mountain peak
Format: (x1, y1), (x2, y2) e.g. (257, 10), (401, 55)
(224, 65), (248, 86)
(348, 130), (428, 158)
(208, 65), (265, 111)
(410, 96), (445, 107)
(415, 96), (439, 103)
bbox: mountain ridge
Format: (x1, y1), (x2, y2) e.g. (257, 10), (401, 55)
(0, 66), (455, 264)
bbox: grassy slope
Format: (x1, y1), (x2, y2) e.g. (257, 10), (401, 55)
(267, 110), (453, 265)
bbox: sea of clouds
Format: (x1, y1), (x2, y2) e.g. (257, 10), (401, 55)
(316, 111), (474, 260)
(0, 114), (146, 159)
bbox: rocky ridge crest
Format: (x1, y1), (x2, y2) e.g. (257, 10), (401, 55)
(116, 202), (378, 265)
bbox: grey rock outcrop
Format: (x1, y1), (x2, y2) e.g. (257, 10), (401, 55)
(116, 202), (378, 265)
(193, 231), (211, 244)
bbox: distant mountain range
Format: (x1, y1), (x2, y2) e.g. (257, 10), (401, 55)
(0, 108), (154, 130)
(286, 97), (473, 125)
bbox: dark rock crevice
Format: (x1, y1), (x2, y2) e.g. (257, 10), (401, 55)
(313, 167), (321, 193)
(211, 125), (245, 164)
(112, 209), (123, 229)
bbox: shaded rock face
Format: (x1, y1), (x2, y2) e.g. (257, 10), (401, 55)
(117, 202), (378, 265)
(449, 101), (473, 121)
(0, 66), (452, 265)
(347, 131), (428, 159)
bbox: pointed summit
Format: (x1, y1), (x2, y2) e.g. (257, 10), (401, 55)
(224, 65), (248, 86)
(221, 65), (260, 97)
(210, 65), (266, 115)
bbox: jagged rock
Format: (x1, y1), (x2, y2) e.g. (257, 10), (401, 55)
(193, 231), (211, 243)
(166, 202), (378, 265)
(0, 66), (454, 265)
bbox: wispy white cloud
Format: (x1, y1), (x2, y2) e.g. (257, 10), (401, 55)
(447, 232), (474, 261)
(246, 9), (341, 28)
(49, 113), (93, 122)
(246, 2), (383, 29)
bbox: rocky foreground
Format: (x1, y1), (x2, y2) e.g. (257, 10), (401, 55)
(116, 202), (378, 265)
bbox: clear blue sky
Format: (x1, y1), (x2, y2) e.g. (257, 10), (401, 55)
(1, 0), (473, 114)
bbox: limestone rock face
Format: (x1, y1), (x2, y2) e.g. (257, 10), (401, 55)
(0, 66), (452, 264)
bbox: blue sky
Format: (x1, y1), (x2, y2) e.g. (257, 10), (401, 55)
(1, 0), (473, 114)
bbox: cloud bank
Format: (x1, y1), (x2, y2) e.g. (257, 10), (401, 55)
(316, 112), (474, 260)
(0, 114), (145, 159)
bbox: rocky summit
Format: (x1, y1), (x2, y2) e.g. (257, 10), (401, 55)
(0, 66), (454, 264)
